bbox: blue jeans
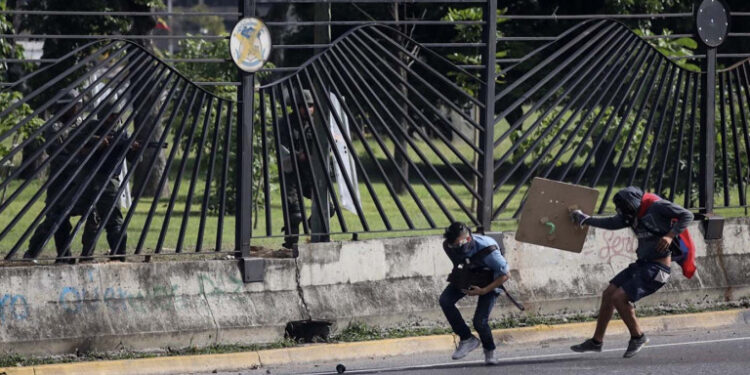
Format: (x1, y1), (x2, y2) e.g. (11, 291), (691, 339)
(439, 285), (498, 351)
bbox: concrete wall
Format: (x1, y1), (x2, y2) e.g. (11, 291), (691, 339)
(2, 219), (749, 355)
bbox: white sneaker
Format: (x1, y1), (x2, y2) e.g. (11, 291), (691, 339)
(484, 349), (499, 365)
(451, 336), (480, 360)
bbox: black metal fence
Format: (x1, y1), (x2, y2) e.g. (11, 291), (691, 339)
(1, 40), (237, 263)
(2, 1), (750, 268)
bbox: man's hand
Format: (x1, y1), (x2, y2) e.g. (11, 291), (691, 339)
(570, 209), (591, 227)
(656, 232), (676, 253)
(463, 285), (487, 296)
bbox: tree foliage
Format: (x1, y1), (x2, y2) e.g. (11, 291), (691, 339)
(0, 0), (26, 79)
(1, 0), (44, 159)
(441, 7), (508, 99)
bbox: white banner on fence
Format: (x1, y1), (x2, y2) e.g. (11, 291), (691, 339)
(118, 161), (132, 209)
(88, 67), (133, 209)
(329, 93), (360, 214)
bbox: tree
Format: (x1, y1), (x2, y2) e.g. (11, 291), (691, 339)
(442, 7), (508, 99)
(1, 0), (43, 178)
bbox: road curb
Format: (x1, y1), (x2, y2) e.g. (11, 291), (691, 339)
(1, 309), (747, 375)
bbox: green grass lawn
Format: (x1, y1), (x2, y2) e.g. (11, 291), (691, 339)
(1, 131), (748, 261)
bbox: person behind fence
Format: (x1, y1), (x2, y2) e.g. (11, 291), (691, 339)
(279, 89), (316, 250)
(23, 90), (99, 264)
(569, 186), (693, 358)
(70, 110), (141, 262)
(440, 222), (510, 365)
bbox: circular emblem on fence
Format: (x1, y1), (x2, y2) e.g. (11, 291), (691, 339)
(230, 17), (272, 72)
(695, 0), (730, 48)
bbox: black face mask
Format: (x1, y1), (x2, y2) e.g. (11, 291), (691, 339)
(458, 240), (473, 255)
(614, 192), (639, 226)
(447, 236), (473, 254)
(617, 207), (636, 226)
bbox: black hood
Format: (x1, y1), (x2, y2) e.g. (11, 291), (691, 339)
(613, 186), (643, 217)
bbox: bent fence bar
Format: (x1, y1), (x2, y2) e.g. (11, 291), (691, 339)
(1, 1), (750, 266)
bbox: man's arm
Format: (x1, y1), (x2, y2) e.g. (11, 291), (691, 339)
(653, 200), (694, 236)
(652, 200), (694, 252)
(467, 274), (509, 296)
(466, 251), (509, 296)
(586, 215), (629, 230)
(572, 210), (629, 230)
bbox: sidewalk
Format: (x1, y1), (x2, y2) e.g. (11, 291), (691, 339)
(1, 309), (747, 375)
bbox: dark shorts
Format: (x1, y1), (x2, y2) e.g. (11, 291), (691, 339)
(610, 260), (671, 303)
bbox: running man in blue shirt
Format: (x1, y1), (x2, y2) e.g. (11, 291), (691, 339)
(440, 222), (510, 365)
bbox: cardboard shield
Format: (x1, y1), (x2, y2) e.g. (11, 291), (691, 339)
(515, 177), (599, 253)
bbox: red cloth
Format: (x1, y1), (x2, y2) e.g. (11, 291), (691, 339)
(638, 193), (696, 279)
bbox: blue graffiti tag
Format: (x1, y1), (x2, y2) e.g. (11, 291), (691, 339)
(59, 287), (82, 313)
(0, 294), (30, 324)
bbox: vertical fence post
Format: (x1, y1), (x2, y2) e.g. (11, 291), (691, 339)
(695, 0), (729, 239)
(237, 0), (263, 282)
(699, 47), (716, 216)
(477, 0), (497, 233)
(311, 1), (331, 243)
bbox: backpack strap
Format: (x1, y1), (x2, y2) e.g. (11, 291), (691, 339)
(469, 245), (498, 264)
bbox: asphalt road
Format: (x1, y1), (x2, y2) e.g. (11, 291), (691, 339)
(206, 326), (750, 375)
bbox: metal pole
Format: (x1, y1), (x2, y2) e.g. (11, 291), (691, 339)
(700, 47), (716, 214)
(477, 0), (497, 233)
(238, 0), (263, 282)
(310, 0), (332, 242)
(167, 0), (173, 55)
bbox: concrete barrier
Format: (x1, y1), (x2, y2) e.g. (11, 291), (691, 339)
(1, 218), (749, 356)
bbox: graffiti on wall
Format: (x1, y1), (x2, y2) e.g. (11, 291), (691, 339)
(1, 269), (245, 324)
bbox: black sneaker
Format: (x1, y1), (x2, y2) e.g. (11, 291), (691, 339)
(570, 338), (603, 353)
(623, 335), (649, 358)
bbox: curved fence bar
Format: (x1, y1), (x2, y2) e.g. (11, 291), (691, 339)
(0, 40), (237, 263)
(489, 20), (712, 221)
(2, 5), (750, 264)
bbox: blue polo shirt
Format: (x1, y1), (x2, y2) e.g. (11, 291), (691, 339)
(444, 234), (509, 280)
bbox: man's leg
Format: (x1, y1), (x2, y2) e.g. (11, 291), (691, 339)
(53, 218), (74, 264)
(611, 287), (642, 337)
(96, 179), (126, 261)
(440, 285), (480, 360)
(439, 285), (471, 340)
(473, 291), (500, 365)
(572, 263), (638, 353)
(25, 209), (66, 260)
(472, 292), (498, 351)
(81, 211), (100, 261)
(592, 284), (619, 342)
(283, 180), (303, 249)
(614, 261), (670, 358)
(44, 179), (74, 263)
(52, 215), (72, 253)
(106, 207), (126, 261)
